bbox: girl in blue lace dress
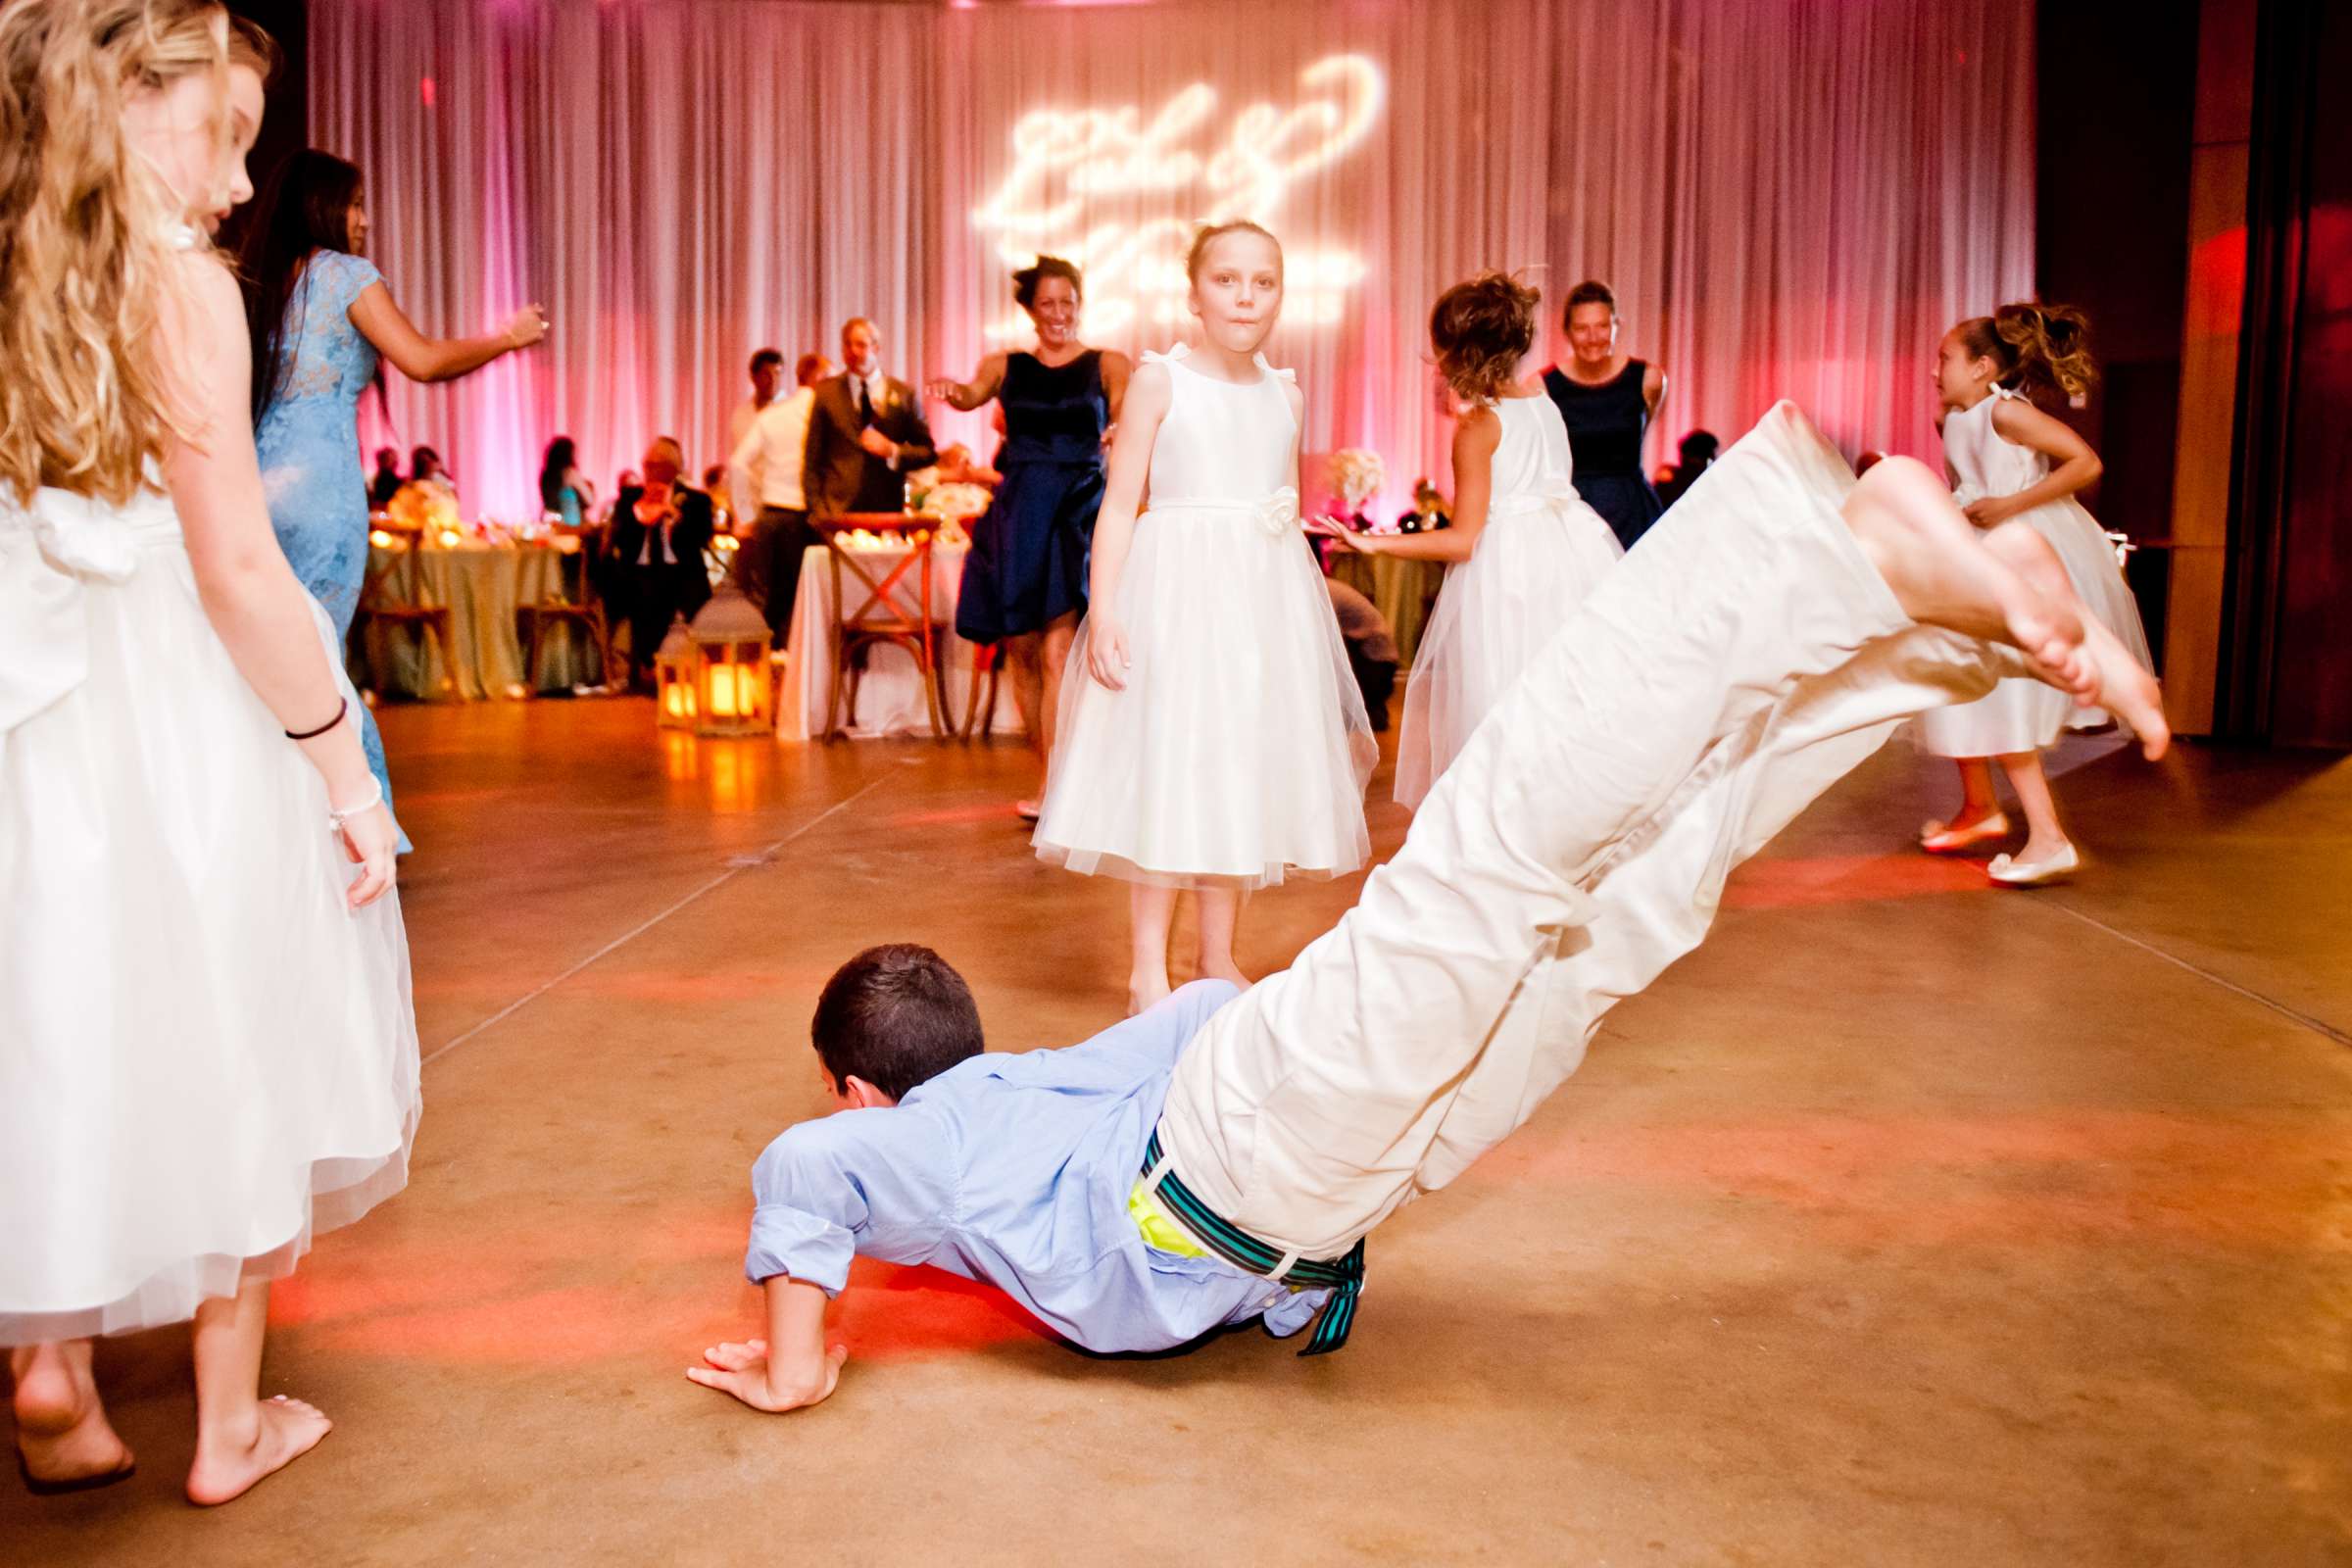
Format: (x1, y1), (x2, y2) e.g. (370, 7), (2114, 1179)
(240, 151), (545, 842)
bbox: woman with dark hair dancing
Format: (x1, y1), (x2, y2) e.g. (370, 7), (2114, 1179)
(928, 257), (1131, 818)
(239, 148), (547, 838)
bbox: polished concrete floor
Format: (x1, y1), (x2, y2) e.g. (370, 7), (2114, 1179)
(7, 698), (2350, 1566)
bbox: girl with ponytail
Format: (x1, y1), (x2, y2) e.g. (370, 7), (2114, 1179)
(1914, 303), (2154, 885)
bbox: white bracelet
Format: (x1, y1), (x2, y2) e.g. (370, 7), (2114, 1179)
(327, 777), (385, 831)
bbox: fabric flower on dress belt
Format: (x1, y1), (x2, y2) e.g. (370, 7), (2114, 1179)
(1253, 486), (1301, 536)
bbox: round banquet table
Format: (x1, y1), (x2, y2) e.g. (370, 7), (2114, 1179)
(1326, 550), (1446, 668)
(779, 538), (1021, 741)
(355, 536), (604, 701)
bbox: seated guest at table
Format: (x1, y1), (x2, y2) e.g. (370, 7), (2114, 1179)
(605, 438), (716, 689)
(539, 436), (598, 528)
(729, 352), (833, 637)
(805, 318), (937, 518)
(927, 442), (1004, 490)
(1655, 428), (1720, 511)
(702, 465), (734, 528)
(731, 348), (786, 457)
(411, 445), (456, 500)
(1325, 577), (1400, 731)
(368, 446), (404, 509)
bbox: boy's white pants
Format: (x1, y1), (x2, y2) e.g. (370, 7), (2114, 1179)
(1156, 404), (2033, 1261)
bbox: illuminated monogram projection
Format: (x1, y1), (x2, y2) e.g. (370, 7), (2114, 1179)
(973, 54), (1386, 338)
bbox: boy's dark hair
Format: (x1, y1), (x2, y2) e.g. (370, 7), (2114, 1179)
(750, 347), (785, 376)
(811, 945), (985, 1102)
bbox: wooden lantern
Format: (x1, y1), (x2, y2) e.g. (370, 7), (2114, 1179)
(654, 614), (698, 729)
(686, 582), (774, 737)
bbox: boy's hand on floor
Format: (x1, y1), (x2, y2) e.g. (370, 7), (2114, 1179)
(687, 1338), (850, 1413)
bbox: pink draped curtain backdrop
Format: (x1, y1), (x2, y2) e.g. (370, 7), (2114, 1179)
(310, 0), (2034, 522)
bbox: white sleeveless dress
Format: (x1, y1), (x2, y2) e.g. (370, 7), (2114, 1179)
(1034, 345), (1374, 889)
(0, 474), (419, 1345)
(1916, 387), (2154, 756)
(1396, 395), (1625, 808)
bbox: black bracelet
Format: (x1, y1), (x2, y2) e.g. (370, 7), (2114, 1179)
(284, 697), (348, 742)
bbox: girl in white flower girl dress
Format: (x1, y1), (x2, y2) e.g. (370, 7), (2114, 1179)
(1034, 221), (1375, 1012)
(1317, 273), (1624, 808)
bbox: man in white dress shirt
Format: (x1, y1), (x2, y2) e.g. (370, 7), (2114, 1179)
(728, 353), (834, 636)
(727, 348), (785, 459)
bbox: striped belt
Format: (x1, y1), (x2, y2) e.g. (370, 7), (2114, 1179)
(1141, 1129), (1366, 1356)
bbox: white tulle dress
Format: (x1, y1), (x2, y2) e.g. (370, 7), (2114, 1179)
(0, 476), (420, 1346)
(1033, 344), (1375, 889)
(1915, 387), (2154, 756)
(1396, 395), (1624, 808)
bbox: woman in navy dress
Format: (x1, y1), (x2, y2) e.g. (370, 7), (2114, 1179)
(928, 257), (1131, 818)
(1538, 279), (1668, 551)
(239, 150), (545, 846)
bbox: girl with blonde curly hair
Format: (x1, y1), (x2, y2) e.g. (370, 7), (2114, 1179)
(1, 0), (416, 1505)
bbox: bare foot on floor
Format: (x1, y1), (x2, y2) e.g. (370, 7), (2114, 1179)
(185, 1395), (331, 1506)
(1981, 521), (2170, 759)
(1844, 459), (2089, 698)
(12, 1345), (133, 1489)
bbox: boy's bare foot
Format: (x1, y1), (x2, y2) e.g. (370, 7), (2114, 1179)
(1980, 521), (2170, 759)
(1843, 459), (2091, 700)
(185, 1394), (331, 1507)
(12, 1344), (133, 1490)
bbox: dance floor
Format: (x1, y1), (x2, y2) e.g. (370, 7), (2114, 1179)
(8, 700), (2349, 1565)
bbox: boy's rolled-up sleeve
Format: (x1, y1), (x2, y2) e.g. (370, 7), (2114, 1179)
(744, 1108), (950, 1294)
(745, 1130), (866, 1294)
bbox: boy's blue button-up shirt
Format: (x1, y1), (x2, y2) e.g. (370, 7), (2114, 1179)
(744, 981), (1327, 1353)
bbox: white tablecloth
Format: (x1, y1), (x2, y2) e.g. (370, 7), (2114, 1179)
(779, 540), (1022, 740)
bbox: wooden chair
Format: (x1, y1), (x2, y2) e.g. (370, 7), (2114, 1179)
(815, 514), (952, 741)
(959, 641), (1003, 741)
(353, 542), (460, 699)
(518, 532), (616, 691)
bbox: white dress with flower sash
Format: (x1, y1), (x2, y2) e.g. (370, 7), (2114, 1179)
(1033, 345), (1374, 888)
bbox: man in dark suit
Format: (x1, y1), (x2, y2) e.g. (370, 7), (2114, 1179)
(802, 317), (938, 517)
(603, 435), (717, 688)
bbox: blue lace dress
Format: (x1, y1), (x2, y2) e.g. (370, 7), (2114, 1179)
(254, 250), (408, 847)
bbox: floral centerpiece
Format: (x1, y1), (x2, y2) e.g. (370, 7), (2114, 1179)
(1324, 447), (1387, 527)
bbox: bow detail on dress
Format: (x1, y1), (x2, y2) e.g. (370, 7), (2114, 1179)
(1253, 486), (1301, 536)
(1489, 475), (1587, 517)
(0, 488), (147, 736)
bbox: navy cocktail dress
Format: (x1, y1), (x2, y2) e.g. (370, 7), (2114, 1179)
(1541, 360), (1664, 551)
(956, 350), (1110, 645)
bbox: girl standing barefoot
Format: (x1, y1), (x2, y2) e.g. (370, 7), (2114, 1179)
(1033, 222), (1374, 1011)
(1316, 273), (1623, 808)
(1915, 304), (2153, 884)
(2, 0), (416, 1506)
